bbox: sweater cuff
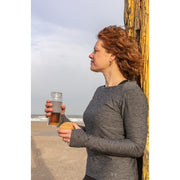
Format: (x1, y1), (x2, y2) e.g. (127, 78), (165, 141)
(69, 129), (87, 147)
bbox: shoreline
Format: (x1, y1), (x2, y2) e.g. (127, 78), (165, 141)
(31, 116), (84, 123)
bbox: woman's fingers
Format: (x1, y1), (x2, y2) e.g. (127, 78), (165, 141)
(45, 100), (53, 117)
(57, 126), (72, 145)
(58, 129), (71, 138)
(45, 108), (53, 112)
(46, 102), (53, 108)
(45, 112), (52, 117)
(45, 107), (53, 117)
(60, 104), (66, 114)
(63, 138), (70, 143)
(61, 104), (66, 110)
(59, 133), (71, 138)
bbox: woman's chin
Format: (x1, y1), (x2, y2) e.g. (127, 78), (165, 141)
(90, 66), (103, 73)
(90, 66), (98, 72)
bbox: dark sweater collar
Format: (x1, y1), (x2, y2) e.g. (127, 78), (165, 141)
(103, 79), (128, 88)
(118, 79), (128, 85)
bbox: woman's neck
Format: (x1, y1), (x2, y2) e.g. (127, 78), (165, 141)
(103, 67), (126, 87)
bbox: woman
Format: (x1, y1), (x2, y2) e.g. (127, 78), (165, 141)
(45, 25), (148, 180)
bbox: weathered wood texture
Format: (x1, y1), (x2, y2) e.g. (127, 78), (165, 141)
(124, 0), (149, 180)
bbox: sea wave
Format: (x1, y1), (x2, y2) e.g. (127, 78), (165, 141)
(69, 118), (83, 123)
(31, 115), (83, 123)
(31, 115), (48, 122)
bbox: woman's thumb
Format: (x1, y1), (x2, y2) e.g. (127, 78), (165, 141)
(72, 123), (81, 129)
(61, 104), (66, 114)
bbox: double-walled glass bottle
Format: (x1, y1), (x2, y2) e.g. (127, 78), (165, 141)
(48, 92), (62, 126)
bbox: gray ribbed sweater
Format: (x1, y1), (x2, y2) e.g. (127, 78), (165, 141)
(60, 80), (148, 180)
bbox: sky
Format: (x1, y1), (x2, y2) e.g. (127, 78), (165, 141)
(31, 0), (125, 115)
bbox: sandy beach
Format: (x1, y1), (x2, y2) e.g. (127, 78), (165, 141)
(31, 122), (87, 180)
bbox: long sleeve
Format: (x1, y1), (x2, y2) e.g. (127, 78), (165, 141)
(57, 114), (71, 127)
(61, 114), (70, 122)
(70, 86), (148, 158)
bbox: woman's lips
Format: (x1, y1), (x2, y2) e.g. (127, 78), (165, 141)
(91, 60), (94, 65)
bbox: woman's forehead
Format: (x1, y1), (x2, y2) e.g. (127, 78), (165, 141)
(95, 39), (103, 48)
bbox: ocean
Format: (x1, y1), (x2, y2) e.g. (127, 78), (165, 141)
(31, 114), (83, 123)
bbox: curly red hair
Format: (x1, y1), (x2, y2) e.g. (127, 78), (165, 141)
(97, 25), (143, 80)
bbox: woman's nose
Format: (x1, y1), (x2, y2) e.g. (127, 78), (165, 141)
(89, 52), (94, 59)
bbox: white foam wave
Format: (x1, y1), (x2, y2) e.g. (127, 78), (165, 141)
(31, 115), (83, 123)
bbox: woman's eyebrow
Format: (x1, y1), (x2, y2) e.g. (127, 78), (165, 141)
(94, 46), (99, 50)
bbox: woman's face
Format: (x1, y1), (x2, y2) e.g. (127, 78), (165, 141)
(89, 39), (112, 73)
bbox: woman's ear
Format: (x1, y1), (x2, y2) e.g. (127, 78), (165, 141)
(109, 55), (116, 66)
(110, 54), (116, 61)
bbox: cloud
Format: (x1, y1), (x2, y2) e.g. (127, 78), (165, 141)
(32, 19), (95, 64)
(31, 19), (104, 114)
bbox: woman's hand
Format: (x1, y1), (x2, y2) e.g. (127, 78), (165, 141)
(44, 100), (66, 117)
(57, 123), (81, 145)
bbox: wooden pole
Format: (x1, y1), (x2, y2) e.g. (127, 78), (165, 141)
(124, 0), (149, 179)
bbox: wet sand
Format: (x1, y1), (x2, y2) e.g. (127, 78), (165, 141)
(31, 122), (87, 180)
